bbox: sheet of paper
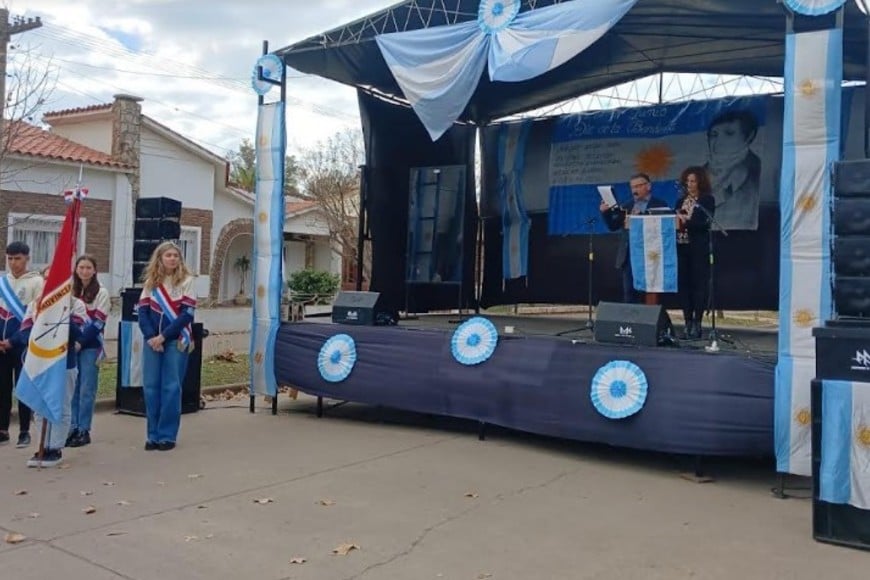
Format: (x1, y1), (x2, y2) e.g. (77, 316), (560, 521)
(597, 185), (617, 208)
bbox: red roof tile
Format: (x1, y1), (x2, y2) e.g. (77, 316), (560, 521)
(42, 103), (112, 118)
(5, 121), (130, 169)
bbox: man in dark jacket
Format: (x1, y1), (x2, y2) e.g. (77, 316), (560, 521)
(599, 173), (669, 303)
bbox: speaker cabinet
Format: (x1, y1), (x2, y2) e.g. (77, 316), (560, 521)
(834, 237), (870, 276)
(136, 197), (182, 219)
(134, 218), (181, 241)
(332, 291), (383, 326)
(834, 159), (870, 197)
(834, 198), (870, 236)
(834, 277), (870, 318)
(594, 302), (673, 347)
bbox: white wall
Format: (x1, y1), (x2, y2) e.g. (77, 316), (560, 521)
(140, 127), (215, 210)
(50, 122), (112, 154)
(1, 158), (121, 201)
(284, 211), (330, 237)
(212, 190), (253, 257)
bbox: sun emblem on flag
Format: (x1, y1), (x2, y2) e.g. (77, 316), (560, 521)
(257, 285), (266, 299)
(132, 341), (140, 353)
(647, 250), (660, 262)
(635, 144), (673, 178)
(799, 79), (819, 98)
(793, 309), (815, 328)
(857, 426), (870, 449)
(254, 351), (264, 365)
(795, 407), (812, 427)
(797, 191), (819, 214)
(258, 134), (269, 148)
(258, 211), (268, 224)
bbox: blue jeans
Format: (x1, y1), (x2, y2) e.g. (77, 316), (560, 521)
(71, 348), (100, 432)
(142, 341), (188, 444)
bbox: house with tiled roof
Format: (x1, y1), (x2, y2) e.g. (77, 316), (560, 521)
(0, 94), (340, 302)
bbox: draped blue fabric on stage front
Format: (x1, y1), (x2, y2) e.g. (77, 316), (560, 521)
(275, 322), (774, 456)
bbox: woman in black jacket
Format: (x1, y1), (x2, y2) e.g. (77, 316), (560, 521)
(675, 166), (716, 339)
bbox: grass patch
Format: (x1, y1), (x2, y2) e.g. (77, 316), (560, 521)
(96, 354), (250, 399)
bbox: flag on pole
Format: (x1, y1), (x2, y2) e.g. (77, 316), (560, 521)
(15, 198), (82, 423)
(629, 215), (677, 293)
(819, 380), (870, 510)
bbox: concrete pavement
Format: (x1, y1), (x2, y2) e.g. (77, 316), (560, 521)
(1, 397), (867, 580)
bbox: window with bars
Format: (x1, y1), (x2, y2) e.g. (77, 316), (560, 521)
(178, 226), (201, 274)
(6, 214), (87, 270)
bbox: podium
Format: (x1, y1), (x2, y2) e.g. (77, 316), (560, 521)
(811, 320), (870, 550)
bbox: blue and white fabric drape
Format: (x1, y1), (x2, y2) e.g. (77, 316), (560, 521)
(120, 321), (144, 388)
(629, 215), (677, 294)
(250, 102), (286, 398)
(819, 380), (870, 510)
(775, 28), (841, 476)
(783, 0), (847, 16)
(498, 120), (532, 281)
(376, 0), (637, 140)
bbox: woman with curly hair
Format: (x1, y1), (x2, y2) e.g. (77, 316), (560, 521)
(136, 241), (196, 451)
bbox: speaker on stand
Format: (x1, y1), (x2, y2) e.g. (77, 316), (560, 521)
(132, 197), (182, 284)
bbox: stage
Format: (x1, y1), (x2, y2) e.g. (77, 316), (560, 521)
(274, 314), (776, 457)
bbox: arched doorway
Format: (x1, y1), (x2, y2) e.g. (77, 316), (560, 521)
(221, 233), (254, 302)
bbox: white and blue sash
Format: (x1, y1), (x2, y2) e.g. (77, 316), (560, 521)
(0, 276), (25, 321)
(151, 285), (192, 350)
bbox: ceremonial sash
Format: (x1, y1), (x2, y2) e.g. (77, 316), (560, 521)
(151, 285), (192, 350)
(0, 276), (26, 321)
(86, 305), (108, 362)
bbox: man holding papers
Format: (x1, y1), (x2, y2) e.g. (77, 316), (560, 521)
(599, 173), (669, 303)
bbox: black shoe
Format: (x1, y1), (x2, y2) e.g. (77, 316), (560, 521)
(65, 429), (80, 447)
(27, 448), (62, 468)
(157, 441), (176, 451)
(0, 431), (9, 445)
(69, 431), (90, 448)
(16, 432), (31, 448)
(144, 441), (159, 451)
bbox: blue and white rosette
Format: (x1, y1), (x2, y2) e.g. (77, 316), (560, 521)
(478, 0), (521, 34)
(317, 334), (357, 383)
(782, 0), (847, 16)
(451, 316), (499, 365)
(590, 360), (648, 420)
(251, 54), (284, 95)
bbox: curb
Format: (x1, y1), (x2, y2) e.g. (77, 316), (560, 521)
(93, 383), (251, 414)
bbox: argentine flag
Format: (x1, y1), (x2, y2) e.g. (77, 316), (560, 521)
(120, 321), (144, 388)
(819, 380), (870, 510)
(628, 215), (677, 294)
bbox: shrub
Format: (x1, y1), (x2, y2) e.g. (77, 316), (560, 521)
(287, 269), (340, 303)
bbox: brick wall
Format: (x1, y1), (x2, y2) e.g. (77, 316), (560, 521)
(0, 190), (113, 273)
(180, 208), (213, 274)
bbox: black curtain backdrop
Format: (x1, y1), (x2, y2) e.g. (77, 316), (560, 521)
(359, 90), (478, 312)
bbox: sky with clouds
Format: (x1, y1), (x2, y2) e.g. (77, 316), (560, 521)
(8, 0), (397, 159)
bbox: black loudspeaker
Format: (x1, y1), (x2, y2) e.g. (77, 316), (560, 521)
(833, 160), (870, 321)
(594, 301), (673, 347)
(332, 291), (382, 326)
(136, 197), (182, 219)
(115, 322), (207, 416)
(120, 288), (141, 321)
(134, 219), (181, 240)
(133, 240), (161, 263)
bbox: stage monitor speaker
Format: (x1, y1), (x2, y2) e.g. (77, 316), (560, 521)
(833, 237), (870, 276)
(332, 291), (382, 326)
(134, 218), (181, 241)
(594, 302), (673, 347)
(834, 159), (870, 198)
(136, 197), (182, 219)
(834, 198), (870, 237)
(834, 277), (870, 318)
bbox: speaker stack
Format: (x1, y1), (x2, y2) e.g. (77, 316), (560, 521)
(809, 160), (870, 550)
(132, 197), (182, 284)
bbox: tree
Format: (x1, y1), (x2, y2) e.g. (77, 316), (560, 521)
(228, 138), (300, 197)
(297, 129), (367, 285)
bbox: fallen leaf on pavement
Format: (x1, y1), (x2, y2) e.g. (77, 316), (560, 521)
(188, 474), (202, 479)
(106, 532), (127, 537)
(80, 491), (93, 496)
(289, 557), (307, 564)
(184, 535), (198, 542)
(4, 533), (26, 544)
(116, 500), (131, 506)
(83, 506), (97, 515)
(196, 505), (207, 509)
(58, 463), (71, 470)
(477, 574), (493, 579)
(13, 490), (27, 496)
(464, 492), (479, 499)
(253, 497), (274, 505)
(205, 534), (214, 539)
(332, 543), (359, 556)
(318, 499), (336, 506)
(102, 481), (115, 487)
(28, 513), (40, 519)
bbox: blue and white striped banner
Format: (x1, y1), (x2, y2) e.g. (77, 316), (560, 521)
(819, 380), (870, 510)
(120, 321), (143, 388)
(775, 28), (841, 476)
(250, 102), (285, 397)
(783, 0), (847, 16)
(628, 215), (677, 294)
(498, 120), (532, 281)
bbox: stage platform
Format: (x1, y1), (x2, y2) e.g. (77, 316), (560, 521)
(274, 314), (776, 457)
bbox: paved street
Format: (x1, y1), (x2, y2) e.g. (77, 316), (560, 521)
(1, 396), (867, 580)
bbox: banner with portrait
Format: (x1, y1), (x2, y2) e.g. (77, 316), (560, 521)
(547, 96), (768, 234)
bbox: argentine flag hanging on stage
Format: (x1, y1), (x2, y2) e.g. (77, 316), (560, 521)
(498, 120), (532, 281)
(628, 215), (677, 294)
(775, 27), (841, 477)
(250, 101), (285, 398)
(819, 380), (870, 510)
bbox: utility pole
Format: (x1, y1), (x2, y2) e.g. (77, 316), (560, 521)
(0, 8), (42, 129)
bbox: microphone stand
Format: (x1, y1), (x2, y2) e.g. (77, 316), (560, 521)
(557, 215), (598, 336)
(688, 200), (730, 352)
